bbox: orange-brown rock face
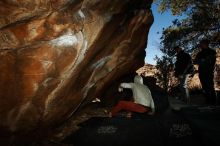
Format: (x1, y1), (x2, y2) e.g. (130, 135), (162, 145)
(0, 0), (153, 144)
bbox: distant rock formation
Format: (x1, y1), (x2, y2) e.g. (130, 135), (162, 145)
(215, 49), (220, 90)
(138, 50), (220, 91)
(137, 63), (157, 77)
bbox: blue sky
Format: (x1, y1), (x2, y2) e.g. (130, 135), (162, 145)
(145, 3), (185, 65)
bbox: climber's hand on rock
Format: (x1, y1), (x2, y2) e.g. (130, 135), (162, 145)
(118, 86), (123, 92)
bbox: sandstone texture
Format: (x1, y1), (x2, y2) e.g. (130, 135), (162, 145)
(0, 0), (153, 144)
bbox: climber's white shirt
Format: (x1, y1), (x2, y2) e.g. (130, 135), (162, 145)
(119, 75), (155, 114)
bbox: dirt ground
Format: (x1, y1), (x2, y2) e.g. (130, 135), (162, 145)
(44, 90), (219, 146)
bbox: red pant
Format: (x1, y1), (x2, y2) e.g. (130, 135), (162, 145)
(111, 100), (150, 116)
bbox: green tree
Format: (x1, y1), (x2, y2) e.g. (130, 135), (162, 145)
(154, 0), (220, 92)
(155, 55), (174, 92)
(155, 0), (220, 53)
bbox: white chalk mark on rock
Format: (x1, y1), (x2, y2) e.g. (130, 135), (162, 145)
(50, 31), (78, 47)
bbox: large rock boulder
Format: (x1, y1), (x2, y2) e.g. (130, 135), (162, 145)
(0, 0), (153, 144)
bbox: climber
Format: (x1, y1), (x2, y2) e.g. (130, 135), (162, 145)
(109, 75), (155, 118)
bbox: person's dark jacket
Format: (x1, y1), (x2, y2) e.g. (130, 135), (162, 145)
(174, 50), (193, 76)
(194, 48), (216, 74)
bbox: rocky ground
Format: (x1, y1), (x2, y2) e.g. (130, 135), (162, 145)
(42, 89), (220, 146)
(58, 97), (220, 146)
